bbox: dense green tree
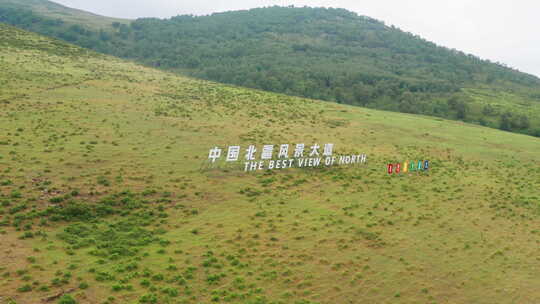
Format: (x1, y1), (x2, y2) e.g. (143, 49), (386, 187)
(482, 104), (497, 116)
(447, 96), (469, 119)
(515, 115), (530, 130)
(500, 112), (513, 131)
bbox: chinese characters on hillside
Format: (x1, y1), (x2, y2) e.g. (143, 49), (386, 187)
(207, 143), (367, 172)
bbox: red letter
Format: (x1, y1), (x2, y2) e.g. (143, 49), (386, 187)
(387, 164), (393, 174)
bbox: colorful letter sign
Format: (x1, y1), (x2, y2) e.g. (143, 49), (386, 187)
(387, 160), (429, 174)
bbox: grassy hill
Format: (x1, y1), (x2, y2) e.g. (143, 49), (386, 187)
(1, 23), (539, 304)
(1, 3), (540, 137)
(0, 0), (129, 29)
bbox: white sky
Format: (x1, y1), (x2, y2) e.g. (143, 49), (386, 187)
(53, 0), (540, 78)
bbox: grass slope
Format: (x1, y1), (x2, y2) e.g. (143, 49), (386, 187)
(0, 24), (539, 304)
(1, 5), (539, 137)
(0, 0), (129, 29)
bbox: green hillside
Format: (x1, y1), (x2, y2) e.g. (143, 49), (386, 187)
(1, 23), (540, 304)
(0, 0), (129, 29)
(1, 3), (540, 137)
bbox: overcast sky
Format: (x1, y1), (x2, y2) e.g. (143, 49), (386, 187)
(54, 0), (540, 78)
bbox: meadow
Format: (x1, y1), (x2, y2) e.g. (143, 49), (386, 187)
(0, 24), (539, 304)
(0, 0), (129, 30)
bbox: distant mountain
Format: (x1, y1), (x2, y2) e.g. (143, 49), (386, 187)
(1, 2), (539, 136)
(0, 0), (128, 29)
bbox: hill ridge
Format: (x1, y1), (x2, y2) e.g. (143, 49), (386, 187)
(1, 3), (540, 137)
(0, 0), (129, 29)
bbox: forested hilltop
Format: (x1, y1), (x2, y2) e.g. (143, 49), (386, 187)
(1, 2), (540, 136)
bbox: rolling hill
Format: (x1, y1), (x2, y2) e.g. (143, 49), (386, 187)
(0, 0), (128, 29)
(1, 1), (540, 138)
(0, 23), (539, 304)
